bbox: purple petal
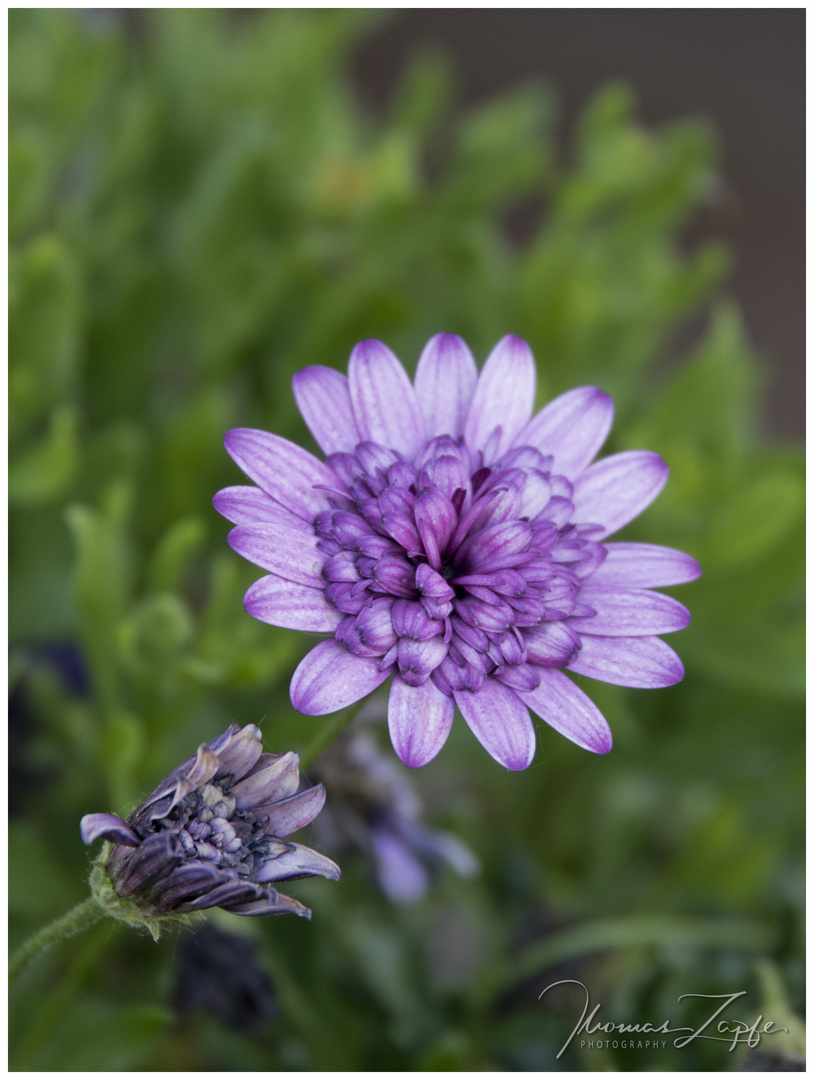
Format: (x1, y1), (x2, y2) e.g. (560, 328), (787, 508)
(230, 751), (301, 809)
(524, 621), (582, 666)
(144, 744), (220, 815)
(414, 333), (478, 438)
(521, 668), (612, 754)
(588, 542), (702, 587)
(212, 485), (307, 528)
(464, 335), (536, 460)
(80, 813), (140, 848)
(519, 471), (552, 520)
(391, 598), (442, 641)
(150, 863), (222, 911)
(515, 387), (614, 479)
(397, 637), (449, 686)
(180, 880), (258, 912)
(256, 784), (327, 836)
(454, 679), (536, 771)
(371, 830), (429, 902)
(228, 522), (324, 588)
(292, 365), (361, 455)
(290, 639), (393, 715)
(114, 833), (180, 896)
(569, 586), (691, 635)
(572, 451), (668, 538)
(255, 843), (341, 882)
(348, 339), (425, 458)
(568, 634), (684, 688)
(388, 675), (454, 767)
(492, 663), (541, 692)
(224, 893), (312, 918)
(211, 723), (264, 781)
(414, 487), (457, 568)
(224, 428), (335, 522)
(244, 573), (341, 632)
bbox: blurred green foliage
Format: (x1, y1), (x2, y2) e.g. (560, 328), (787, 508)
(9, 9), (803, 1071)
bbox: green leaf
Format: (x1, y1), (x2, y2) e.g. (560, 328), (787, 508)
(9, 236), (82, 440)
(702, 468), (803, 571)
(9, 406), (80, 504)
(626, 304), (760, 461)
(147, 517), (206, 594)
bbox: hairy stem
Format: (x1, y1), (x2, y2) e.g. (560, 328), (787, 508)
(9, 897), (105, 985)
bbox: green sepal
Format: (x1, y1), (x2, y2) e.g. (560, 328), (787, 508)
(89, 843), (203, 943)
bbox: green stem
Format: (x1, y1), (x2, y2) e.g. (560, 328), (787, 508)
(299, 706), (357, 770)
(9, 896), (106, 985)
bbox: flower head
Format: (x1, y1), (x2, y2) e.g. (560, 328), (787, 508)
(312, 725), (478, 904)
(215, 335), (700, 771)
(81, 722), (340, 925)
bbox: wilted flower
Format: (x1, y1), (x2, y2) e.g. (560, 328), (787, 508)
(171, 923), (277, 1031)
(215, 335), (699, 770)
(80, 722), (340, 927)
(312, 726), (478, 904)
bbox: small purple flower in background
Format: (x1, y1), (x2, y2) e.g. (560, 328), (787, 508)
(312, 725), (478, 904)
(81, 723), (340, 923)
(215, 335), (700, 771)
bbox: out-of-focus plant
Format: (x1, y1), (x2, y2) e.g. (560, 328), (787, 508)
(9, 9), (803, 1071)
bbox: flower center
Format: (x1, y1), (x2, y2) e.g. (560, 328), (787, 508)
(313, 435), (605, 695)
(148, 780), (283, 880)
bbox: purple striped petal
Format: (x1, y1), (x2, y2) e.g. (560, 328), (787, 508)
(224, 429), (335, 522)
(588, 542), (702, 587)
(568, 634), (684, 688)
(228, 522), (324, 588)
(524, 621), (582, 666)
(388, 674), (455, 767)
(290, 639), (393, 715)
(414, 333), (478, 438)
(464, 335), (536, 460)
(515, 387), (614, 479)
(519, 471), (552, 520)
(210, 723), (264, 781)
(348, 339), (425, 458)
(181, 881), (258, 912)
(572, 451), (668, 538)
(244, 574), (341, 632)
(521, 668), (612, 754)
(213, 485), (310, 528)
(397, 637), (449, 686)
(255, 784), (327, 836)
(569, 586), (691, 636)
(80, 813), (140, 848)
(255, 843), (341, 883)
(230, 752), (301, 809)
(454, 679), (536, 771)
(292, 365), (361, 455)
(224, 893), (312, 918)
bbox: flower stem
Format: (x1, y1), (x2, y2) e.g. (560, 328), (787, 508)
(299, 706), (356, 771)
(9, 896), (106, 985)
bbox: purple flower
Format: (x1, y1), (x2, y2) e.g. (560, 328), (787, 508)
(312, 727), (478, 904)
(215, 335), (699, 771)
(81, 723), (340, 920)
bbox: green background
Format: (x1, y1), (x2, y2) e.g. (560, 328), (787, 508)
(9, 10), (804, 1071)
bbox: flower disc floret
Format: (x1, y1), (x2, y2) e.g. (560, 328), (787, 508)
(215, 334), (700, 771)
